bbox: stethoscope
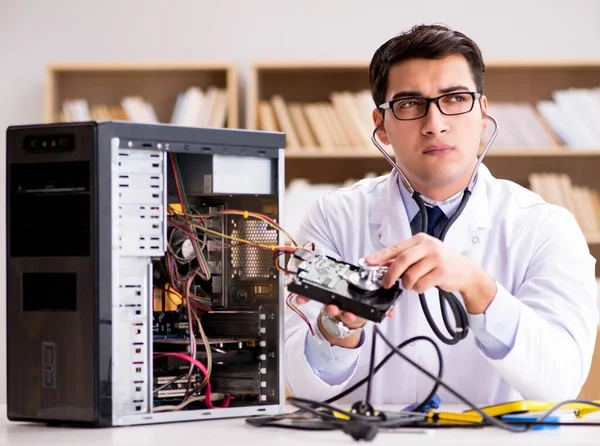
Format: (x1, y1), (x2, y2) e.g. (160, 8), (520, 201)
(370, 114), (499, 345)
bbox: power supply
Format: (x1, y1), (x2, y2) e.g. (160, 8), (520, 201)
(5, 121), (286, 426)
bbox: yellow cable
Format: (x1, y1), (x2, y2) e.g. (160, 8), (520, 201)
(181, 208), (300, 247)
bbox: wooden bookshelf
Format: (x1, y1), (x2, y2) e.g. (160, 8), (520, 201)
(248, 60), (600, 252)
(250, 60), (600, 400)
(248, 60), (600, 176)
(45, 62), (238, 127)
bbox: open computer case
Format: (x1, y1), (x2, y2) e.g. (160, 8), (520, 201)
(5, 121), (286, 426)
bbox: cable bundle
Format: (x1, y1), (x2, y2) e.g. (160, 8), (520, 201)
(246, 325), (600, 441)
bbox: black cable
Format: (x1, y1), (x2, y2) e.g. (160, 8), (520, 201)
(308, 326), (530, 435)
(245, 335), (444, 437)
(285, 396), (385, 423)
(245, 418), (342, 431)
(324, 336), (442, 412)
(412, 190), (470, 345)
(368, 326), (530, 433)
(534, 398), (600, 421)
(352, 334), (443, 417)
(285, 396), (427, 441)
(246, 327), (533, 440)
(247, 325), (600, 440)
(362, 325), (378, 414)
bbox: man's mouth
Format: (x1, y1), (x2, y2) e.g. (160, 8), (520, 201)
(423, 145), (454, 155)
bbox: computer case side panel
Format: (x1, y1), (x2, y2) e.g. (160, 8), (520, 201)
(6, 123), (99, 424)
(95, 123), (115, 426)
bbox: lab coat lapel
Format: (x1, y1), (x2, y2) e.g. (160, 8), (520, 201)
(443, 165), (493, 254)
(370, 170), (413, 249)
(370, 165), (493, 255)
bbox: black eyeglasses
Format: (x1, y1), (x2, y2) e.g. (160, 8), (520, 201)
(378, 92), (482, 121)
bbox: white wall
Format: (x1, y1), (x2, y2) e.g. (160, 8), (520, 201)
(1, 0), (600, 405)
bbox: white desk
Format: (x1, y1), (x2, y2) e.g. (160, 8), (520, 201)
(1, 404), (600, 445)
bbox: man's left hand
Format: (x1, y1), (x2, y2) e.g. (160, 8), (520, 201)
(364, 233), (497, 314)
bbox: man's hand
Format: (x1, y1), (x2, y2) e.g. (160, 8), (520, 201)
(294, 296), (396, 348)
(364, 233), (497, 314)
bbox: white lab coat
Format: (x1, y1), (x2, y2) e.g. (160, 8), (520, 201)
(284, 163), (599, 406)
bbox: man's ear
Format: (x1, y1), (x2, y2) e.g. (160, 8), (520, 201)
(372, 108), (390, 145)
(480, 95), (489, 133)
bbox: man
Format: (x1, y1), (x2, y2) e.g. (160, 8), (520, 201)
(284, 23), (598, 406)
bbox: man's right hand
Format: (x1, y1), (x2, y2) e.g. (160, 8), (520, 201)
(294, 296), (396, 349)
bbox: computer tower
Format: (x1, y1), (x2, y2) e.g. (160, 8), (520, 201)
(6, 121), (286, 426)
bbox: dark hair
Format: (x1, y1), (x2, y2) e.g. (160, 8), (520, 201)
(369, 24), (485, 108)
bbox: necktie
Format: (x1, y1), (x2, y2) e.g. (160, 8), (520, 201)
(410, 206), (447, 238)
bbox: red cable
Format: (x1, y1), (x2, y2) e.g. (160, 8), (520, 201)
(153, 352), (234, 409)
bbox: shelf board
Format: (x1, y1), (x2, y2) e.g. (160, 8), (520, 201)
(251, 59), (600, 70)
(485, 59), (600, 68)
(285, 148), (390, 158)
(284, 147), (600, 158)
(46, 61), (236, 72)
(487, 148), (600, 157)
(251, 60), (369, 70)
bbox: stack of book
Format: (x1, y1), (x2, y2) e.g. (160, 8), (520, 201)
(257, 90), (387, 155)
(60, 86), (228, 127)
(257, 86), (600, 153)
(536, 87), (600, 149)
(528, 172), (600, 237)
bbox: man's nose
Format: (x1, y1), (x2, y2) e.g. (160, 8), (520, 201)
(421, 103), (449, 136)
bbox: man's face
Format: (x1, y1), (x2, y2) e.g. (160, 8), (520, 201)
(373, 54), (488, 199)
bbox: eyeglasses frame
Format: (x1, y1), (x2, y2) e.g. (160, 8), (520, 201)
(378, 91), (483, 121)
